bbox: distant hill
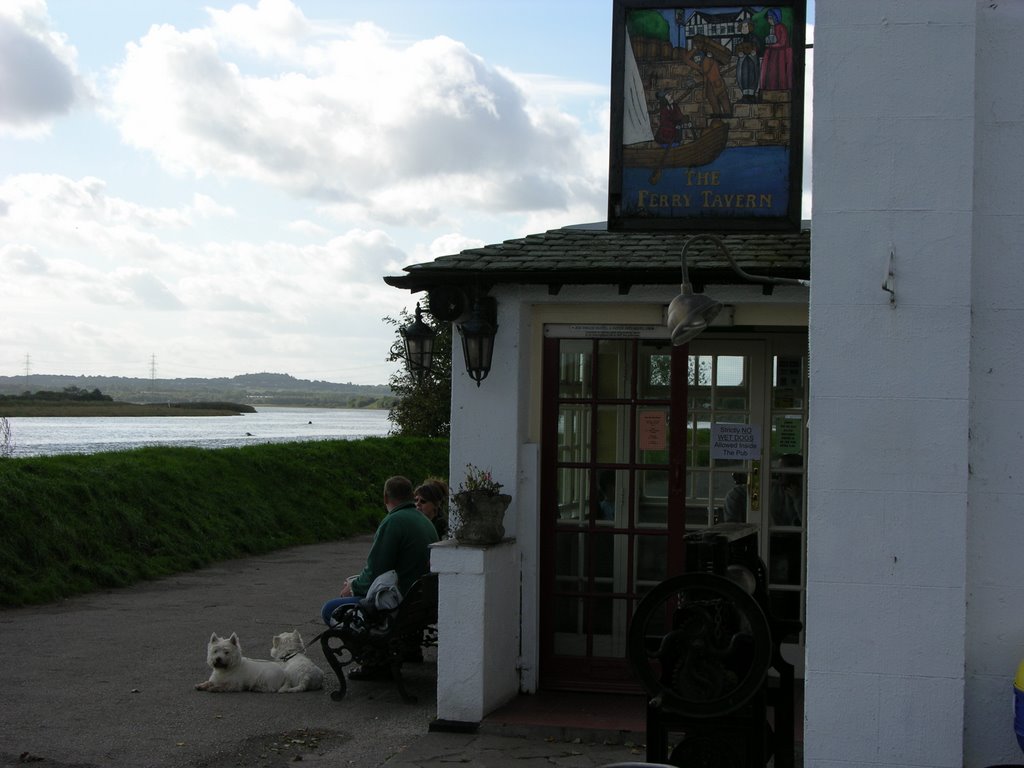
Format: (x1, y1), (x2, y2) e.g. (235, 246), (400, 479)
(0, 373), (395, 410)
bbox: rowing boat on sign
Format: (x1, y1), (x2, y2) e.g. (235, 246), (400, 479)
(623, 120), (729, 170)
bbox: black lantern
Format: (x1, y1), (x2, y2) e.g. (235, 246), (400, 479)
(400, 303), (436, 383)
(457, 296), (498, 387)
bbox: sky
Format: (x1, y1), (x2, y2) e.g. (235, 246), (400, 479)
(0, 0), (813, 385)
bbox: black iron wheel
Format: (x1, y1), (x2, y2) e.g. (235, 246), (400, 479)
(627, 572), (772, 718)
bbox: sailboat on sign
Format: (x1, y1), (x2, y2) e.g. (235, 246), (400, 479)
(622, 29), (729, 176)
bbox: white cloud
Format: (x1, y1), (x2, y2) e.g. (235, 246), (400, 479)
(286, 218), (329, 237)
(0, 243), (48, 274)
(0, 1), (619, 381)
(104, 4), (603, 227)
(0, 0), (92, 136)
(0, 167), (415, 379)
(189, 193), (236, 220)
(206, 0), (313, 61)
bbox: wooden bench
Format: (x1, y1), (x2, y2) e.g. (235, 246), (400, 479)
(318, 572), (438, 703)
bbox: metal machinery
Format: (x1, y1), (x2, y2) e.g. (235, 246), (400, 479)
(626, 523), (800, 767)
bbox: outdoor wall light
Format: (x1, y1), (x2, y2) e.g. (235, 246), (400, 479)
(457, 296), (498, 387)
(668, 233), (811, 345)
(400, 302), (436, 383)
(667, 235), (724, 345)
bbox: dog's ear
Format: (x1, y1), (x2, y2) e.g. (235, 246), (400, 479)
(209, 632), (218, 643)
(229, 633), (239, 645)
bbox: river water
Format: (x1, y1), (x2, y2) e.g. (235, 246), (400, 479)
(2, 406), (393, 458)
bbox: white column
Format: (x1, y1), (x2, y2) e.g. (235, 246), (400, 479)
(431, 539), (520, 724)
(807, 2), (975, 766)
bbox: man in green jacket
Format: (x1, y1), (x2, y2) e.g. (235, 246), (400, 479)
(320, 475), (438, 678)
(344, 475), (439, 598)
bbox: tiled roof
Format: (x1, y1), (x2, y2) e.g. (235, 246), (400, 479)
(384, 222), (810, 293)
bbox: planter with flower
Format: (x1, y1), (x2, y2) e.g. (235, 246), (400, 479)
(451, 464), (511, 545)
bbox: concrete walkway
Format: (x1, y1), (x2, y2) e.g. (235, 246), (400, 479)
(0, 537), (646, 768)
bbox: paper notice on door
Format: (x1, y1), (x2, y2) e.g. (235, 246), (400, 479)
(638, 410), (667, 451)
(711, 423), (762, 460)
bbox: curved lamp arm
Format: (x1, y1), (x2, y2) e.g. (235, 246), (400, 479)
(668, 234), (810, 346)
(687, 233), (810, 288)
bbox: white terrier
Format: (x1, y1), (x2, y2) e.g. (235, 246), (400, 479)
(270, 630), (324, 693)
(195, 632), (289, 693)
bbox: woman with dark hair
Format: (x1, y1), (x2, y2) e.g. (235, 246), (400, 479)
(414, 479), (449, 539)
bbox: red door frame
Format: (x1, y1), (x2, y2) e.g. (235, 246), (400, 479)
(537, 334), (689, 692)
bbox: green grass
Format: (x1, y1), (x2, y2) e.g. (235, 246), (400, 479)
(0, 436), (449, 607)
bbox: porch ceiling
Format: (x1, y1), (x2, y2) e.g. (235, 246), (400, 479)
(384, 222), (810, 295)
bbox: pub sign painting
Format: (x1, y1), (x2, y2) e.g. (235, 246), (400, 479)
(608, 1), (806, 231)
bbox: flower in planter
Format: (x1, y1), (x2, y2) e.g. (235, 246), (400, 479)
(455, 464), (503, 496)
(451, 464), (509, 544)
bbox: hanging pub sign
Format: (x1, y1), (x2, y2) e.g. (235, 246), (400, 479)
(607, 1), (806, 232)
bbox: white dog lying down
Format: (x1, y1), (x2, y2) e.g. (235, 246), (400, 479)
(270, 630), (324, 692)
(195, 632), (290, 693)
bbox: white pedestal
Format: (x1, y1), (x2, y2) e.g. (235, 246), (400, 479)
(430, 538), (520, 724)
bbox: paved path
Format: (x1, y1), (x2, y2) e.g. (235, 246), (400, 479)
(0, 537), (644, 768)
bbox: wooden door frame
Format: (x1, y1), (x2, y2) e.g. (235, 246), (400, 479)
(537, 333), (689, 692)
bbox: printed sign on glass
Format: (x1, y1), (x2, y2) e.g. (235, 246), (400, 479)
(608, 1), (806, 231)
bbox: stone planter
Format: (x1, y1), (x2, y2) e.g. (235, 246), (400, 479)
(452, 490), (511, 545)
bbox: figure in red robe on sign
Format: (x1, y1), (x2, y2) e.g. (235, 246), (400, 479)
(759, 8), (793, 91)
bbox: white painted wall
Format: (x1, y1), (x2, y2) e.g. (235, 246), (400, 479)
(808, 2), (1024, 765)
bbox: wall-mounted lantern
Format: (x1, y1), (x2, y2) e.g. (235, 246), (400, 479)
(400, 302), (436, 383)
(457, 296), (498, 387)
(668, 234), (811, 345)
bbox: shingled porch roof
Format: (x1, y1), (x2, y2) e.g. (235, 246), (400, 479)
(384, 222), (810, 295)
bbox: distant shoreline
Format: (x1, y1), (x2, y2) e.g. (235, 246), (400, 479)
(0, 401), (254, 417)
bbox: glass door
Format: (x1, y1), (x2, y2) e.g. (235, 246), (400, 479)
(539, 333), (686, 691)
(688, 336), (807, 667)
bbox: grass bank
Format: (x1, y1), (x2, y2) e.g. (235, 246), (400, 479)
(0, 436), (449, 607)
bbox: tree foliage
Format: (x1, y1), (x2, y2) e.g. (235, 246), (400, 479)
(384, 308), (452, 437)
(1, 387), (113, 402)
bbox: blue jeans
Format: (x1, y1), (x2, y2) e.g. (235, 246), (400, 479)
(321, 596), (360, 625)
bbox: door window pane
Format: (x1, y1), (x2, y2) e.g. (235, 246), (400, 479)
(689, 354), (713, 388)
(592, 598), (629, 656)
(558, 405), (590, 463)
(556, 467), (589, 523)
(593, 532), (622, 581)
(595, 469), (627, 524)
(634, 535), (667, 584)
(553, 595), (586, 656)
(773, 355), (805, 409)
(555, 532), (586, 590)
(559, 340), (592, 398)
(722, 471), (749, 523)
(688, 415), (711, 467)
(768, 590), (802, 643)
(639, 341), (672, 400)
(596, 405), (629, 463)
(769, 531), (802, 586)
(636, 470), (669, 526)
(769, 454), (803, 526)
(597, 340), (631, 399)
